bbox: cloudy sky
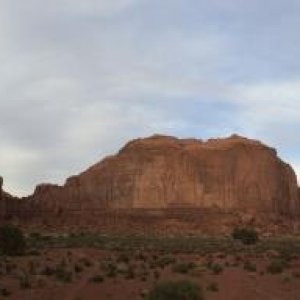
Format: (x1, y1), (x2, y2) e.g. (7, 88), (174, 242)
(1, 0), (300, 196)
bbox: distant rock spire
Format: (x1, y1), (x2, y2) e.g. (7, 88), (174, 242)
(0, 176), (3, 200)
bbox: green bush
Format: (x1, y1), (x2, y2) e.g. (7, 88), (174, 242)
(147, 280), (203, 300)
(0, 225), (26, 256)
(231, 227), (258, 245)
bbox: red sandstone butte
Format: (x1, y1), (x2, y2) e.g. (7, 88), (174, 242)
(19, 134), (299, 217)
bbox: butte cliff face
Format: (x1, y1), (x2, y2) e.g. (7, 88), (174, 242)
(26, 134), (299, 216)
(0, 177), (24, 219)
(0, 176), (3, 216)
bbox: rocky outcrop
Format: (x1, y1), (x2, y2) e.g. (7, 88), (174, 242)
(27, 134), (299, 217)
(0, 176), (4, 217)
(0, 176), (3, 198)
(0, 177), (30, 220)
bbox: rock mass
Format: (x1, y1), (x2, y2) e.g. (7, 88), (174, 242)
(20, 134), (299, 217)
(1, 134), (300, 235)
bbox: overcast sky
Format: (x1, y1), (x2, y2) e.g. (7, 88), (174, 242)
(1, 0), (300, 196)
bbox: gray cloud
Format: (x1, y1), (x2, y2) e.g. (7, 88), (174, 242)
(1, 0), (300, 195)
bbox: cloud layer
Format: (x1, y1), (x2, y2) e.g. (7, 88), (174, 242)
(1, 0), (300, 195)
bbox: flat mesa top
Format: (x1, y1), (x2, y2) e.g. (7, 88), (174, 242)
(120, 133), (272, 153)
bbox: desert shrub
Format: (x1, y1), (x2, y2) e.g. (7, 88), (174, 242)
(28, 260), (37, 275)
(36, 277), (47, 288)
(279, 250), (293, 262)
(40, 265), (55, 276)
(116, 252), (130, 263)
(74, 264), (83, 273)
(54, 265), (72, 282)
(29, 232), (42, 240)
(135, 251), (147, 261)
(152, 254), (158, 261)
(147, 280), (203, 300)
(79, 257), (92, 267)
(217, 253), (226, 259)
(206, 282), (219, 292)
(292, 271), (300, 278)
(89, 274), (104, 283)
(0, 287), (11, 297)
(210, 263), (223, 275)
(266, 260), (287, 274)
(172, 262), (196, 274)
(27, 249), (41, 256)
(4, 262), (16, 274)
(282, 275), (292, 284)
(101, 261), (117, 278)
(153, 270), (160, 279)
(157, 256), (176, 269)
(0, 225), (26, 256)
(19, 273), (31, 289)
(243, 261), (257, 272)
(140, 275), (147, 282)
(124, 266), (135, 279)
(231, 227), (258, 245)
(141, 289), (148, 298)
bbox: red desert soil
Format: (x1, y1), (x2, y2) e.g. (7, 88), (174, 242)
(1, 248), (300, 300)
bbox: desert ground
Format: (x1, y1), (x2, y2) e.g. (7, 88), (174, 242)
(0, 233), (300, 300)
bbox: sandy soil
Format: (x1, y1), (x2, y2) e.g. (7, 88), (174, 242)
(0, 248), (300, 300)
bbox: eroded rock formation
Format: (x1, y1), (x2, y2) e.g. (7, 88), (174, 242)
(27, 134), (299, 217)
(0, 176), (3, 217)
(0, 177), (30, 221)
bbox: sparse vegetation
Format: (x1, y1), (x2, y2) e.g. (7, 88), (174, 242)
(206, 282), (219, 292)
(231, 227), (259, 245)
(172, 262), (196, 274)
(74, 263), (84, 273)
(210, 263), (224, 275)
(292, 271), (300, 278)
(0, 232), (299, 299)
(89, 274), (104, 283)
(156, 255), (176, 269)
(147, 280), (203, 300)
(101, 261), (117, 278)
(0, 224), (26, 256)
(19, 273), (31, 289)
(0, 286), (11, 297)
(266, 260), (287, 274)
(243, 260), (257, 272)
(54, 263), (73, 282)
(124, 266), (135, 279)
